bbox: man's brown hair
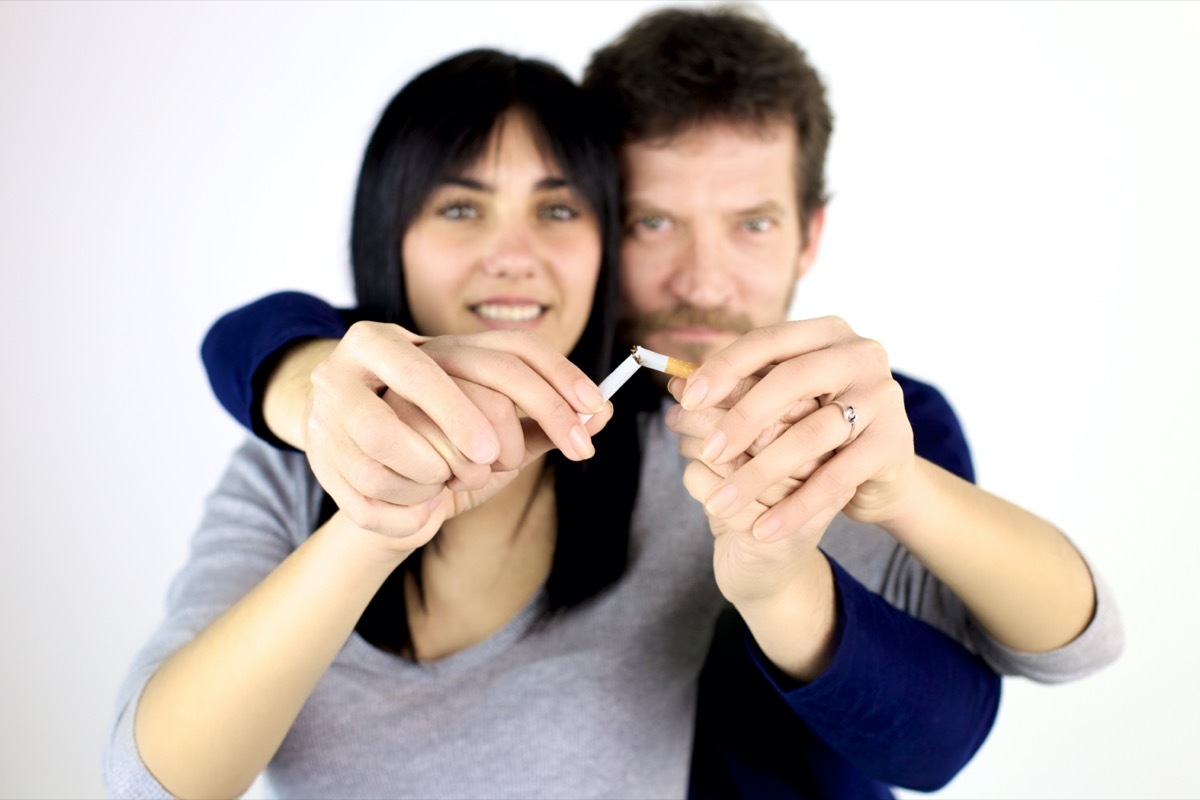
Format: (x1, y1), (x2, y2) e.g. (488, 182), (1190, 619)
(582, 4), (834, 227)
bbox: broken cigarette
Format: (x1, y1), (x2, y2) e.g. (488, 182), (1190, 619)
(579, 346), (700, 422)
(631, 345), (698, 379)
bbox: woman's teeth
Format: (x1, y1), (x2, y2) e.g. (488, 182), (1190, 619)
(473, 303), (544, 322)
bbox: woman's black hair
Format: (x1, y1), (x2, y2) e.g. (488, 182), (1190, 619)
(330, 49), (650, 656)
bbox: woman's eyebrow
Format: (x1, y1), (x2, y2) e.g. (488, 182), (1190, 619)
(443, 176), (489, 191)
(439, 176), (571, 192)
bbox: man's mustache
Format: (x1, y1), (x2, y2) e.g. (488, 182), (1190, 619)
(622, 306), (755, 341)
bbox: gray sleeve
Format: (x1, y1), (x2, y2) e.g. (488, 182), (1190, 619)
(103, 438), (319, 797)
(967, 557), (1123, 683)
(822, 515), (1123, 683)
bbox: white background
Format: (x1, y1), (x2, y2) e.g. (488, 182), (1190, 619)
(2, 1), (1197, 797)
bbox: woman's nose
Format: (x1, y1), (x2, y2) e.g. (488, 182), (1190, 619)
(481, 224), (539, 279)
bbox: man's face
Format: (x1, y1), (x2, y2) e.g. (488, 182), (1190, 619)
(618, 120), (823, 365)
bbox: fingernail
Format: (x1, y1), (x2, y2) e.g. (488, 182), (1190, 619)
(664, 404), (681, 427)
(570, 425), (595, 460)
(753, 514), (781, 541)
(705, 483), (739, 517)
(470, 433), (498, 464)
(681, 376), (709, 410)
(575, 378), (606, 413)
(700, 430), (727, 462)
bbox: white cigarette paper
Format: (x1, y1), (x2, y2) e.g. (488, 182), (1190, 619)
(577, 346), (699, 423)
(578, 354), (640, 423)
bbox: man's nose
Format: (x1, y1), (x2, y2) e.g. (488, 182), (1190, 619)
(668, 228), (733, 307)
(481, 221), (539, 279)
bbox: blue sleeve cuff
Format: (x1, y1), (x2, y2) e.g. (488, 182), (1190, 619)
(200, 291), (350, 448)
(893, 371), (975, 484)
(745, 554), (1000, 791)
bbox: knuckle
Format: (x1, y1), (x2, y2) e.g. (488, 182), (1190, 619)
(880, 378), (904, 407)
(343, 496), (381, 533)
(735, 457), (771, 489)
(308, 358), (338, 394)
(758, 477), (801, 507)
(408, 452), (453, 485)
(680, 461), (713, 501)
(451, 462), (491, 490)
(810, 462), (846, 499)
(723, 403), (755, 434)
(349, 410), (392, 460)
(823, 315), (850, 335)
(677, 435), (702, 460)
(860, 337), (891, 370)
(341, 320), (383, 356)
(348, 457), (393, 500)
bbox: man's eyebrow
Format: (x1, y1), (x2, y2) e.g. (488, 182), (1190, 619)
(623, 199), (665, 215)
(734, 200), (788, 217)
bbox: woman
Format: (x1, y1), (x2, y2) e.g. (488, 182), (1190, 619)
(105, 50), (999, 799)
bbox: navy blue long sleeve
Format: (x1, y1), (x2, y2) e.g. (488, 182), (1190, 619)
(689, 558), (1000, 798)
(200, 291), (351, 446)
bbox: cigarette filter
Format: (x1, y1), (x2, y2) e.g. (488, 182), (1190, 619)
(631, 346), (698, 379)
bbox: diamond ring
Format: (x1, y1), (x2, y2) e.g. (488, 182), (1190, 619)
(829, 401), (857, 445)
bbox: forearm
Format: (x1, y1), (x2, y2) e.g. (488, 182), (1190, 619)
(884, 457), (1095, 652)
(134, 514), (407, 799)
(769, 557), (1002, 791)
(262, 338), (337, 449)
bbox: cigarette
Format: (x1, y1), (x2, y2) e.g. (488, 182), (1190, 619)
(631, 345), (698, 379)
(578, 346), (699, 423)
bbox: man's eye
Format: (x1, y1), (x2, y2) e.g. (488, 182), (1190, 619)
(742, 217), (774, 233)
(439, 202), (479, 220)
(541, 204), (580, 221)
(637, 215), (669, 231)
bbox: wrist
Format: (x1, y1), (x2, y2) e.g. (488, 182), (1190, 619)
(873, 457), (946, 547)
(734, 551), (837, 682)
(262, 338), (337, 450)
(317, 511), (420, 574)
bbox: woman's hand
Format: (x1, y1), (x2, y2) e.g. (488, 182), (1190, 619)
(667, 317), (919, 542)
(265, 322), (611, 540)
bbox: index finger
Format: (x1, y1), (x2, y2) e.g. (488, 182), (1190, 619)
(677, 317), (852, 411)
(340, 324), (502, 465)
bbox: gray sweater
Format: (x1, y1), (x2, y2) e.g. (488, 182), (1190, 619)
(104, 411), (1122, 798)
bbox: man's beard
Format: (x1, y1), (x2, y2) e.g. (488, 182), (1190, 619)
(619, 305), (755, 365)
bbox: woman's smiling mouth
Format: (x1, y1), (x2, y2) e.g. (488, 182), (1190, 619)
(471, 302), (546, 323)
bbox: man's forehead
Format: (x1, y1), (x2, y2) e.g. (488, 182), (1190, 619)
(620, 120), (799, 209)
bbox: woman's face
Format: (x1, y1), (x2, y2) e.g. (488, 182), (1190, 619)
(402, 110), (602, 356)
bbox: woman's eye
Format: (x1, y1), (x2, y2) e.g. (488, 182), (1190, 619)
(540, 204), (580, 222)
(439, 202), (479, 220)
(741, 217), (774, 233)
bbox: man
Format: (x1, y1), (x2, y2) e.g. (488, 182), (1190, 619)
(201, 5), (1120, 794)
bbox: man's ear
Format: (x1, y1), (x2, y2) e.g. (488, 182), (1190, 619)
(794, 205), (827, 282)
